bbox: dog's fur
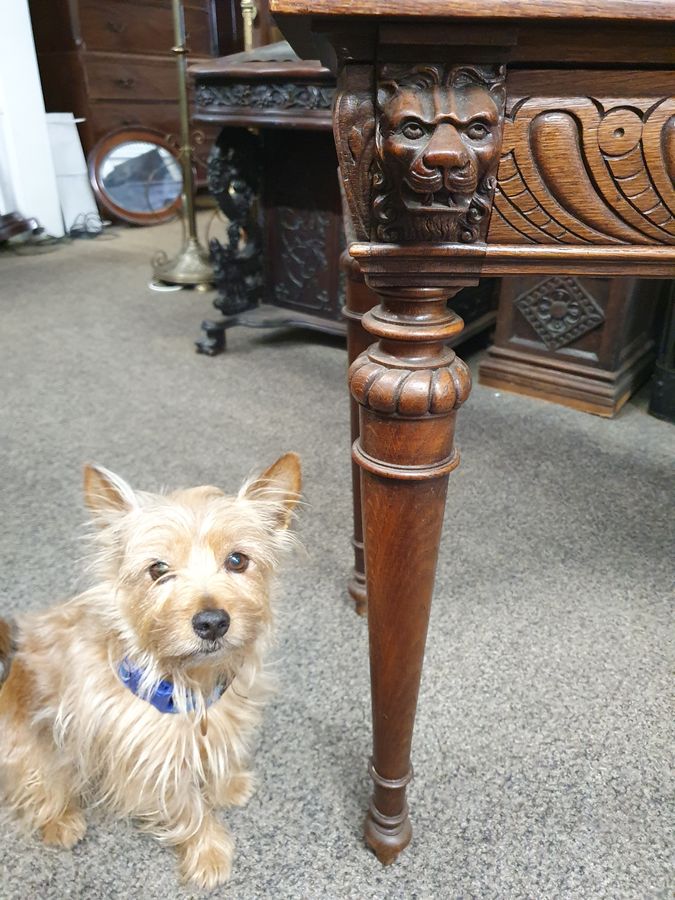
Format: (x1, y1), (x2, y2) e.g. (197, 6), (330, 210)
(0, 454), (301, 888)
(0, 618), (14, 684)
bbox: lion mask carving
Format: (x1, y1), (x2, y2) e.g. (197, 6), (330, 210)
(372, 63), (505, 243)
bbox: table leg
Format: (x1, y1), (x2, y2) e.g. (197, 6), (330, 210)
(333, 55), (505, 862)
(349, 286), (471, 864)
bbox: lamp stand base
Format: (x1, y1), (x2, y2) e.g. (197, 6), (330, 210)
(152, 237), (214, 288)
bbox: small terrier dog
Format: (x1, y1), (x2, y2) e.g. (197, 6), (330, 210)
(0, 454), (301, 888)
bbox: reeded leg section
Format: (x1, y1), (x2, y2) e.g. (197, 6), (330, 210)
(342, 251), (379, 615)
(349, 287), (472, 864)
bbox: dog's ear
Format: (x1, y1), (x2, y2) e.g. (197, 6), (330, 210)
(242, 452), (302, 530)
(83, 464), (138, 522)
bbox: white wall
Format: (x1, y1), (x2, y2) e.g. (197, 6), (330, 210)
(0, 0), (64, 236)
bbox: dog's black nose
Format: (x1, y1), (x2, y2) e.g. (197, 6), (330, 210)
(192, 608), (230, 640)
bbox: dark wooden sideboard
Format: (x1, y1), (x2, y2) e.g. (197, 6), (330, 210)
(271, 0), (675, 868)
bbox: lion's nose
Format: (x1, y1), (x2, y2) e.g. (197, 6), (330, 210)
(422, 124), (469, 171)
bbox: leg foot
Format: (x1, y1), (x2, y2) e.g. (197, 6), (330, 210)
(364, 759), (413, 863)
(177, 816), (234, 889)
(223, 770), (255, 808)
(365, 806), (412, 865)
(196, 319), (226, 356)
(348, 570), (368, 616)
(42, 807), (87, 849)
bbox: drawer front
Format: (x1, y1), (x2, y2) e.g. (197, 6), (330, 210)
(489, 69), (675, 248)
(86, 55), (179, 100)
(89, 101), (217, 139)
(80, 0), (214, 56)
(89, 101), (180, 140)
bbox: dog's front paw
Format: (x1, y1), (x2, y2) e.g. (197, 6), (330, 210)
(226, 771), (255, 807)
(42, 808), (87, 849)
(178, 824), (234, 889)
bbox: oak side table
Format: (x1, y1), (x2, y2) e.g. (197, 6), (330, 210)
(271, 0), (675, 866)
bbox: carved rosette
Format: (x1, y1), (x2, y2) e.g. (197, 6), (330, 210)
(514, 276), (605, 350)
(349, 351), (471, 417)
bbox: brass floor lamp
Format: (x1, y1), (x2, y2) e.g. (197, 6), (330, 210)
(152, 0), (214, 289)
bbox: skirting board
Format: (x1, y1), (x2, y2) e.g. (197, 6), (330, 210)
(478, 341), (656, 417)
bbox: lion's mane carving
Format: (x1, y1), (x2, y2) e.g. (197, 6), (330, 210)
(372, 63), (505, 243)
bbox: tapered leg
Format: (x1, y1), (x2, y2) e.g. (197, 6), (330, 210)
(349, 287), (471, 863)
(342, 251), (379, 614)
(333, 53), (506, 862)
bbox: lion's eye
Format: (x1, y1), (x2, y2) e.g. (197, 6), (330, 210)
(401, 121), (425, 140)
(466, 122), (489, 140)
(225, 552), (249, 573)
(148, 561), (171, 582)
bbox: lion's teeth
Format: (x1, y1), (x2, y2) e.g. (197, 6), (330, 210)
(424, 193), (434, 205)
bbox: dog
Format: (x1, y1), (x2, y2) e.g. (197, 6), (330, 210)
(0, 454), (301, 888)
(0, 617), (14, 684)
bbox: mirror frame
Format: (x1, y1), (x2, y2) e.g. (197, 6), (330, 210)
(88, 127), (183, 226)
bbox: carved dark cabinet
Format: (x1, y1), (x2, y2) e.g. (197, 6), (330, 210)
(191, 43), (345, 349)
(262, 130), (344, 321)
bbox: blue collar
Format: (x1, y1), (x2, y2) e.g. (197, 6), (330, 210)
(118, 658), (228, 714)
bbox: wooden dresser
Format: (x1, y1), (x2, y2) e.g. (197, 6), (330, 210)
(28, 0), (241, 155)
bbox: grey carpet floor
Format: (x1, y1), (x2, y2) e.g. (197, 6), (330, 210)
(0, 221), (672, 900)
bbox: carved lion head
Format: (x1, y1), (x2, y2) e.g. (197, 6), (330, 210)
(373, 63), (505, 243)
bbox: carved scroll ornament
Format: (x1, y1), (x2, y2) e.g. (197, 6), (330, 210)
(490, 96), (675, 246)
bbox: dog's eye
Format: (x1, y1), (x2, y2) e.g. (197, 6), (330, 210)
(148, 561), (171, 581)
(225, 552), (249, 573)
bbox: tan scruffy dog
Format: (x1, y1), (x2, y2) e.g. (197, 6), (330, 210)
(0, 453), (301, 889)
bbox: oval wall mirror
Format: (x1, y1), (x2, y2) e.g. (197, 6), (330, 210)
(88, 128), (183, 225)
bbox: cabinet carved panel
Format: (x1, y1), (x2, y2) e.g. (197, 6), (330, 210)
(196, 81), (334, 111)
(271, 208), (335, 311)
(514, 275), (605, 350)
(489, 94), (675, 246)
